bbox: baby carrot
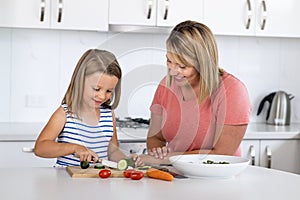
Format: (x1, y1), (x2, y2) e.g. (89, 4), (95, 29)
(146, 168), (174, 181)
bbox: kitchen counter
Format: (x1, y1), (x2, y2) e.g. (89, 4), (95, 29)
(0, 166), (299, 200)
(0, 122), (299, 141)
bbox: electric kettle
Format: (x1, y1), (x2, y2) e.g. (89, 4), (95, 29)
(257, 91), (294, 125)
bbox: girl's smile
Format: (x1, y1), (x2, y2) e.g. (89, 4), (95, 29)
(83, 72), (119, 111)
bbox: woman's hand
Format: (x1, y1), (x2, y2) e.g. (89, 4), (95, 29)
(131, 154), (144, 167)
(74, 145), (98, 162)
(148, 146), (172, 159)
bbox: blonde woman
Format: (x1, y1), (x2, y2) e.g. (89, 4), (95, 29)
(35, 49), (142, 167)
(146, 21), (252, 162)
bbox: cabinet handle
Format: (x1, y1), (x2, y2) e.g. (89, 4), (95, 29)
(57, 0), (63, 23)
(142, 148), (147, 154)
(129, 149), (137, 154)
(163, 0), (169, 20)
(22, 147), (34, 153)
(249, 145), (255, 165)
(260, 0), (267, 30)
(40, 0), (46, 22)
(266, 145), (272, 168)
(147, 0), (153, 19)
(245, 0), (252, 29)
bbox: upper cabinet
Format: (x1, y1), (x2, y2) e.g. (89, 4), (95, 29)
(109, 0), (204, 28)
(203, 0), (300, 37)
(0, 0), (108, 31)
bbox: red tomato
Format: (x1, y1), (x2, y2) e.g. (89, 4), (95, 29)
(99, 169), (111, 179)
(123, 169), (135, 178)
(130, 171), (144, 180)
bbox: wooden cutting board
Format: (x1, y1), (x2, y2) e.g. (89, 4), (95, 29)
(66, 166), (146, 178)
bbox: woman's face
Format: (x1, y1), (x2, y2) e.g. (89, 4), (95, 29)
(166, 52), (200, 87)
(83, 72), (119, 110)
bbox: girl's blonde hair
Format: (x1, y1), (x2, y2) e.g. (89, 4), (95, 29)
(62, 49), (122, 117)
(166, 20), (222, 103)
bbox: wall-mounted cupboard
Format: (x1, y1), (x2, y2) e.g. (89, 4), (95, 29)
(0, 0), (108, 31)
(204, 0), (300, 37)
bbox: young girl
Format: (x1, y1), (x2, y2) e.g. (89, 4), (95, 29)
(34, 49), (143, 167)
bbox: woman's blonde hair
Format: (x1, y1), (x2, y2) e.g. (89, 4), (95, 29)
(166, 20), (222, 102)
(62, 49), (122, 117)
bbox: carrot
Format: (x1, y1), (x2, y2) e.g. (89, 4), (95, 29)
(146, 168), (174, 181)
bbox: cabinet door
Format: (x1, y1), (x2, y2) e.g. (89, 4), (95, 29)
(50, 0), (108, 31)
(0, 0), (51, 28)
(156, 0), (204, 27)
(109, 0), (157, 26)
(260, 140), (300, 174)
(203, 0), (256, 36)
(0, 141), (55, 167)
(255, 0), (300, 37)
(240, 140), (260, 166)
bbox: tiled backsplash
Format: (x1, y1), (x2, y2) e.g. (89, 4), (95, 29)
(1, 28), (299, 123)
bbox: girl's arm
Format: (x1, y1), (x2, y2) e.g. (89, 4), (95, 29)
(108, 111), (143, 166)
(34, 106), (98, 162)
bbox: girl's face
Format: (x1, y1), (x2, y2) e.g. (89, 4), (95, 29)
(83, 72), (119, 110)
(166, 52), (200, 87)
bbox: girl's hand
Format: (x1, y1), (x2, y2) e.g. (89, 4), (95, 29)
(74, 145), (98, 163)
(131, 154), (144, 167)
(148, 146), (171, 159)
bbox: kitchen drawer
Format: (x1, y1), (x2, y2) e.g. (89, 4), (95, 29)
(0, 141), (55, 167)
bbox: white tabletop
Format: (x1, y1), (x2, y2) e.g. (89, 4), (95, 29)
(0, 166), (299, 200)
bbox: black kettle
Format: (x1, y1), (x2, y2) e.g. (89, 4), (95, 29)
(257, 91), (294, 125)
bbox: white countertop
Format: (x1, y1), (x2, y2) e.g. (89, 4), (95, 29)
(0, 122), (299, 141)
(0, 166), (299, 200)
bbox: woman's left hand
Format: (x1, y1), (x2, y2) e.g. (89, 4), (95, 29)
(148, 146), (172, 159)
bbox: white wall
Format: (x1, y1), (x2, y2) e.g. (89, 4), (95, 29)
(0, 28), (299, 123)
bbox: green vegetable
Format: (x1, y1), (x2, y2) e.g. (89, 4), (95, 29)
(94, 164), (105, 169)
(80, 161), (90, 169)
(137, 166), (152, 170)
(203, 160), (230, 164)
(117, 158), (135, 170)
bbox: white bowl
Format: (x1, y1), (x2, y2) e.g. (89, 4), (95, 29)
(169, 154), (250, 179)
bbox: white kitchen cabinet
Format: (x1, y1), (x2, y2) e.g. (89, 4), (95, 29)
(204, 0), (300, 37)
(109, 0), (204, 28)
(241, 139), (300, 174)
(0, 0), (108, 31)
(0, 141), (55, 167)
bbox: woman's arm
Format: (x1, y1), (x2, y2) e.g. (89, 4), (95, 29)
(147, 124), (248, 162)
(34, 106), (98, 162)
(146, 113), (170, 157)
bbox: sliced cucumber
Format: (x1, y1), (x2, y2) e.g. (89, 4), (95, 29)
(117, 158), (135, 170)
(94, 164), (105, 169)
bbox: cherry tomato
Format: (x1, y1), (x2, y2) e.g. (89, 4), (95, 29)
(123, 169), (135, 178)
(130, 171), (144, 180)
(99, 169), (111, 179)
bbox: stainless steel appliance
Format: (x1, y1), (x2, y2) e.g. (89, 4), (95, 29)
(257, 91), (294, 125)
(116, 117), (149, 155)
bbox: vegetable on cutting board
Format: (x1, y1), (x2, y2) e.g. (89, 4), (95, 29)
(146, 168), (174, 181)
(99, 169), (111, 178)
(117, 158), (135, 170)
(80, 161), (90, 169)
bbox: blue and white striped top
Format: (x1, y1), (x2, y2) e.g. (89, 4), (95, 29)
(55, 104), (114, 167)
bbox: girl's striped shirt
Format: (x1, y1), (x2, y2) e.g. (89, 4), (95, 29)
(55, 104), (113, 167)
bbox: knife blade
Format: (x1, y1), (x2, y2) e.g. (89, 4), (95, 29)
(96, 158), (118, 169)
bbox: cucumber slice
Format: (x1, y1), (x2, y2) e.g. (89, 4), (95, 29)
(94, 164), (105, 169)
(117, 158), (135, 170)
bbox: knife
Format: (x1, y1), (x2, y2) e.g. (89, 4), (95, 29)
(97, 158), (118, 169)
